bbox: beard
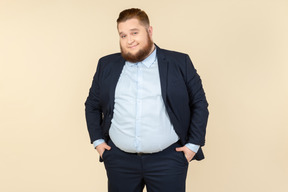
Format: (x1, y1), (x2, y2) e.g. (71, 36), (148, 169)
(120, 34), (154, 63)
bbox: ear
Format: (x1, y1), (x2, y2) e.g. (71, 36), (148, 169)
(148, 26), (153, 37)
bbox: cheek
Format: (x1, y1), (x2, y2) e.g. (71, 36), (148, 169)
(120, 38), (126, 45)
(120, 41), (126, 49)
(138, 36), (148, 45)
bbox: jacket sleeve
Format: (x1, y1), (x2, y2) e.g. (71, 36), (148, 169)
(184, 54), (209, 147)
(85, 59), (104, 144)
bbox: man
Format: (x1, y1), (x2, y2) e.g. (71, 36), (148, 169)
(85, 8), (209, 192)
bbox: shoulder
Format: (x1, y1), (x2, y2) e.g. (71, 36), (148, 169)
(157, 47), (190, 63)
(96, 52), (125, 71)
(157, 47), (193, 69)
(158, 47), (188, 57)
(99, 52), (123, 63)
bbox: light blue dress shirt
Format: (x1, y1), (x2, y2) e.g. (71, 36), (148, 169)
(93, 48), (200, 153)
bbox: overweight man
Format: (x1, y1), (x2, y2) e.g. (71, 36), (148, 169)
(85, 8), (209, 192)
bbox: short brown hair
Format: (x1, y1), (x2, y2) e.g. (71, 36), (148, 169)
(117, 8), (150, 27)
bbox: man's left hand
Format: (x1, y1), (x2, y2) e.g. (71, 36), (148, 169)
(175, 146), (196, 162)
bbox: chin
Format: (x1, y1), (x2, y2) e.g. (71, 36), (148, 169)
(126, 48), (139, 54)
(128, 50), (140, 55)
(128, 46), (140, 52)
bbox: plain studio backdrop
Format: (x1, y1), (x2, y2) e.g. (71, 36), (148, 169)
(1, 0), (287, 192)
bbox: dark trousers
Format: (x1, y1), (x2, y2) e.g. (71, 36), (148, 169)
(102, 140), (189, 192)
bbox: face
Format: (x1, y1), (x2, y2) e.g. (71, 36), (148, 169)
(118, 18), (154, 63)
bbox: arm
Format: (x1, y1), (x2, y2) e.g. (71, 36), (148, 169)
(185, 54), (209, 147)
(85, 60), (112, 159)
(85, 59), (104, 144)
(175, 55), (209, 162)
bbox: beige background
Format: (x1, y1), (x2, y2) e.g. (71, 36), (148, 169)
(1, 0), (287, 191)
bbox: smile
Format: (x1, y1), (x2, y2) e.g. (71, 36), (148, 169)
(128, 44), (139, 49)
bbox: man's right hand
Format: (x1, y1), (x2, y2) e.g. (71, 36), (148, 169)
(95, 142), (111, 158)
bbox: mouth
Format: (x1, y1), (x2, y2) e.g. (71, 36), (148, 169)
(128, 44), (139, 49)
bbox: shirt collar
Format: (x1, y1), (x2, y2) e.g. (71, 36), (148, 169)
(126, 47), (157, 68)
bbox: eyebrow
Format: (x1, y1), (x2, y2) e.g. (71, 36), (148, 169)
(129, 28), (139, 31)
(119, 28), (139, 35)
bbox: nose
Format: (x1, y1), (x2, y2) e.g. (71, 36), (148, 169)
(127, 35), (134, 44)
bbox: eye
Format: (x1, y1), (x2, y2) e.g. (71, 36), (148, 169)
(120, 35), (126, 39)
(132, 32), (138, 35)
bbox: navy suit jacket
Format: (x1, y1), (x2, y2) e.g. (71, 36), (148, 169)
(85, 45), (209, 160)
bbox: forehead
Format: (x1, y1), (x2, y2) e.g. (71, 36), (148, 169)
(117, 18), (146, 33)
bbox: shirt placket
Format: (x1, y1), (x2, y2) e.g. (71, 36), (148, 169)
(135, 63), (143, 152)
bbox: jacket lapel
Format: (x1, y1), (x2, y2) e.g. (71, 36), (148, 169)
(108, 57), (125, 112)
(156, 46), (168, 105)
